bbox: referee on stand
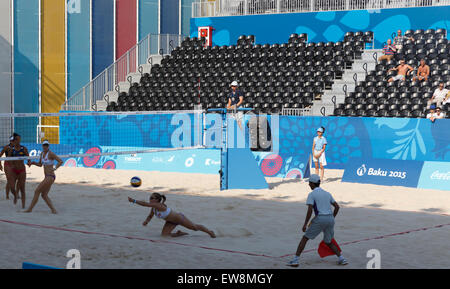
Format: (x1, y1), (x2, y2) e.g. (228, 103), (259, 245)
(227, 81), (244, 130)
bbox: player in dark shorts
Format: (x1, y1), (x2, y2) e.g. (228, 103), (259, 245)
(0, 136), (16, 199)
(5, 134), (30, 208)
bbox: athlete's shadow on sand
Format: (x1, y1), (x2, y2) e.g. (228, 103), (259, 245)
(268, 177), (342, 189)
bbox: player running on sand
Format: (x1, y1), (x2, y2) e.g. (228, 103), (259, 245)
(128, 192), (216, 238)
(288, 174), (348, 267)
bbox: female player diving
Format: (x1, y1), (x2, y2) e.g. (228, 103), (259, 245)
(128, 193), (216, 238)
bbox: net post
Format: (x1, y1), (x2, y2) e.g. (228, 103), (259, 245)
(221, 109), (228, 190)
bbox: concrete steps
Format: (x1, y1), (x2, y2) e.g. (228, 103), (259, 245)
(95, 54), (165, 111)
(311, 49), (381, 116)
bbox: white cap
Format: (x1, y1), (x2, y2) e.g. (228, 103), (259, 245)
(231, 81), (238, 87)
(9, 136), (14, 141)
(42, 140), (50, 145)
(317, 127), (324, 133)
(309, 174), (321, 184)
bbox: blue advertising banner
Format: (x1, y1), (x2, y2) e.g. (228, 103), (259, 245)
(24, 143), (220, 174)
(342, 157), (424, 188)
(417, 161), (450, 191)
(191, 6), (450, 49)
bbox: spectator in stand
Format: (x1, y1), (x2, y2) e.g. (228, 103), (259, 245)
(427, 105), (445, 122)
(387, 59), (414, 82)
(426, 106), (436, 122)
(427, 82), (449, 109)
(393, 29), (414, 50)
(434, 107), (446, 119)
(412, 59), (430, 82)
(378, 39), (396, 62)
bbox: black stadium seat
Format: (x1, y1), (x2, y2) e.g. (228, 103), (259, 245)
(106, 30), (447, 117)
(334, 28), (449, 118)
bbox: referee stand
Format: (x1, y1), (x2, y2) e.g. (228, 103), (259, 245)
(207, 108), (268, 190)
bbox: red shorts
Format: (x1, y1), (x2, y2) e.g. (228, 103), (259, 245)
(11, 168), (26, 176)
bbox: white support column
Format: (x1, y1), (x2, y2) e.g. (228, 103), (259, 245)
(38, 0), (42, 123)
(158, 0), (161, 35)
(89, 0), (92, 81)
(179, 0), (182, 35)
(10, 0), (14, 116)
(113, 0), (116, 61)
(136, 0), (139, 68)
(65, 0), (68, 102)
(158, 0), (161, 51)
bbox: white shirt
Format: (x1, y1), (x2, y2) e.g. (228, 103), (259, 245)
(427, 112), (446, 119)
(433, 88), (449, 100)
(306, 187), (336, 216)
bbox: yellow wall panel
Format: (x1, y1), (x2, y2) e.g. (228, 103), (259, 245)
(41, 0), (65, 143)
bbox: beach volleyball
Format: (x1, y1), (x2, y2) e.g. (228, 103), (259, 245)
(130, 177), (142, 187)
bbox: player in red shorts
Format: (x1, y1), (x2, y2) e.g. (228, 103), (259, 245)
(0, 136), (16, 199)
(4, 134), (30, 208)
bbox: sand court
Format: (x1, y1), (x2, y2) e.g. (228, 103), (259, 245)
(0, 167), (449, 269)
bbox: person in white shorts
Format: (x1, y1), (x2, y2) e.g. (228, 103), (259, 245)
(427, 82), (448, 109)
(312, 127), (327, 181)
(227, 80), (244, 130)
(387, 59), (414, 83)
(287, 174), (348, 267)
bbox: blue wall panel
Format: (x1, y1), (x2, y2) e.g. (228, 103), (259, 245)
(67, 0), (91, 98)
(92, 0), (114, 77)
(58, 113), (450, 178)
(139, 0), (158, 39)
(13, 0), (39, 142)
(59, 113), (199, 148)
(253, 116), (450, 178)
(13, 0), (39, 113)
(181, 0), (194, 36)
(190, 6), (450, 47)
(161, 0), (179, 34)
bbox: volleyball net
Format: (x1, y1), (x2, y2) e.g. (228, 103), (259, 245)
(0, 110), (205, 164)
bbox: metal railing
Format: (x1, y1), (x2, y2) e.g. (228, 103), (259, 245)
(193, 0), (450, 17)
(282, 107), (313, 116)
(193, 1), (217, 17)
(62, 34), (186, 111)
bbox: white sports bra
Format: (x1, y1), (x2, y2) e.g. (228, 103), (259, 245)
(154, 207), (171, 219)
(42, 151), (54, 166)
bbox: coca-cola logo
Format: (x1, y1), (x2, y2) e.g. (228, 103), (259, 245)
(430, 170), (450, 181)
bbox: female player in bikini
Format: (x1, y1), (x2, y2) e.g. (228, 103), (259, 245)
(25, 140), (63, 214)
(0, 136), (15, 199)
(128, 193), (216, 238)
(5, 134), (29, 208)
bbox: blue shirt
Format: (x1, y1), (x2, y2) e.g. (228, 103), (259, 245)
(313, 136), (327, 151)
(306, 187), (336, 216)
(228, 90), (243, 106)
